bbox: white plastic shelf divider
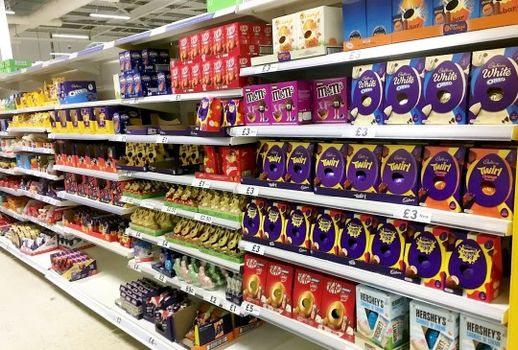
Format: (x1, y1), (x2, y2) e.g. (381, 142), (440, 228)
(0, 186), (22, 196)
(14, 167), (63, 180)
(125, 172), (239, 193)
(0, 106), (53, 115)
(0, 206), (28, 221)
(240, 301), (359, 350)
(129, 260), (242, 316)
(121, 89), (243, 106)
(0, 151), (16, 158)
(7, 127), (48, 133)
(241, 24), (518, 76)
(60, 225), (133, 258)
(230, 124), (518, 141)
(240, 241), (509, 324)
(52, 165), (130, 181)
(126, 228), (242, 272)
(236, 185), (512, 236)
(13, 146), (55, 154)
(49, 133), (114, 141)
(0, 167), (20, 175)
(54, 99), (122, 110)
(115, 134), (256, 146)
(0, 236), (53, 274)
(57, 191), (136, 216)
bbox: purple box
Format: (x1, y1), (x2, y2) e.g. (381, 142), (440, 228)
(157, 71), (171, 95)
(121, 50), (142, 72)
(284, 141), (314, 186)
(119, 74), (127, 99)
(58, 81), (97, 105)
(345, 144), (382, 193)
(244, 84), (271, 125)
(350, 63), (386, 125)
(258, 140), (287, 182)
(313, 77), (350, 123)
(384, 58), (426, 124)
(141, 48), (170, 66)
(314, 142), (348, 190)
(270, 81), (313, 125)
(133, 72), (158, 97)
(469, 47), (518, 124)
(379, 144), (422, 201)
(423, 52), (471, 124)
(125, 73), (135, 99)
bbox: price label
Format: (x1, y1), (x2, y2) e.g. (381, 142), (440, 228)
(155, 273), (167, 283)
(394, 206), (432, 223)
(132, 230), (143, 239)
(244, 241), (265, 255)
(131, 262), (141, 271)
(255, 63), (278, 74)
(103, 41), (115, 50)
(205, 294), (220, 305)
(237, 185), (259, 197)
(163, 205), (177, 215)
(228, 303), (240, 314)
(182, 284), (196, 295)
(172, 94), (182, 102)
(159, 238), (169, 248)
(192, 179), (211, 189)
(242, 302), (261, 317)
(156, 136), (169, 144)
(344, 126), (376, 138)
(69, 53), (78, 59)
(114, 134), (128, 142)
(147, 337), (156, 346)
(348, 51), (361, 60)
(141, 201), (156, 210)
(113, 314), (123, 325)
(195, 213), (213, 224)
(240, 127), (257, 137)
(150, 26), (167, 36)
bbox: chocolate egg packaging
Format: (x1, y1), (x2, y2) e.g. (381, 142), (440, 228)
(422, 52), (471, 124)
(261, 201), (290, 245)
(257, 140), (288, 182)
(318, 276), (356, 342)
(284, 141), (314, 190)
(270, 80), (313, 125)
(378, 144), (422, 205)
(469, 46), (518, 124)
(444, 232), (502, 303)
(244, 84), (271, 125)
(392, 0), (433, 32)
(314, 142), (348, 195)
(463, 148), (516, 220)
(312, 77), (350, 123)
(242, 198), (269, 242)
(459, 314), (507, 350)
(264, 260), (294, 317)
(310, 208), (345, 259)
(338, 213), (377, 263)
(356, 284), (409, 350)
(345, 144), (383, 194)
(404, 225), (456, 289)
(419, 145), (466, 213)
(384, 58), (427, 124)
(350, 63), (386, 125)
(243, 254), (270, 306)
(410, 300), (459, 350)
(292, 268), (325, 328)
(285, 204), (316, 254)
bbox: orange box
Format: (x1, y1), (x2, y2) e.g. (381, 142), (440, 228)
(189, 33), (200, 61)
(243, 254), (269, 306)
(178, 36), (189, 61)
(480, 0), (518, 17)
(318, 276), (356, 342)
(264, 260), (294, 317)
(292, 268), (325, 327)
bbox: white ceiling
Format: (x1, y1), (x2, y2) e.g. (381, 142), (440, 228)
(6, 0), (207, 43)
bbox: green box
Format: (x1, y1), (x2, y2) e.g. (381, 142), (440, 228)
(207, 0), (240, 12)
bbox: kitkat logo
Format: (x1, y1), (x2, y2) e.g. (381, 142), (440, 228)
(326, 281), (342, 294)
(202, 62), (211, 72)
(214, 60), (223, 71)
(252, 25), (261, 34)
(269, 265), (282, 276)
(297, 272), (312, 284)
(240, 57), (249, 65)
(179, 37), (188, 47)
(227, 26), (236, 36)
(201, 32), (210, 43)
(181, 66), (189, 75)
(246, 258), (258, 268)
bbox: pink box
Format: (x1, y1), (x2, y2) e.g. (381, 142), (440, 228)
(313, 77), (349, 123)
(244, 84), (271, 125)
(271, 81), (313, 124)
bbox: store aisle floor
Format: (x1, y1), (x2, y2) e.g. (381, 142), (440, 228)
(0, 251), (145, 350)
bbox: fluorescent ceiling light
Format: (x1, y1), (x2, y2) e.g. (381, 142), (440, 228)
(52, 33), (89, 40)
(89, 13), (130, 20)
(5, 10), (15, 15)
(50, 52), (72, 56)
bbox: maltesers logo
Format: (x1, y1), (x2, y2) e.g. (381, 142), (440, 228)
(297, 272), (312, 284)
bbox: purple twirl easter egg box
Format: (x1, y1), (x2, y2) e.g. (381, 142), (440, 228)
(244, 84), (271, 125)
(270, 80), (313, 125)
(314, 142), (348, 193)
(469, 47), (518, 124)
(419, 146), (466, 213)
(313, 77), (349, 123)
(384, 58), (426, 124)
(378, 144), (422, 204)
(284, 141), (314, 187)
(422, 52), (471, 124)
(345, 144), (382, 194)
(257, 140), (288, 182)
(350, 63), (386, 125)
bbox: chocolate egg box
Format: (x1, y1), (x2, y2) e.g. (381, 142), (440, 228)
(243, 254), (270, 306)
(313, 77), (350, 123)
(309, 208), (345, 261)
(419, 145), (466, 213)
(283, 204), (316, 255)
(384, 57), (427, 124)
(292, 268), (325, 328)
(261, 201), (291, 245)
(444, 232), (502, 303)
(314, 142), (348, 195)
(242, 198), (269, 242)
(469, 46), (518, 124)
(264, 259), (294, 317)
(463, 147), (516, 220)
(422, 52), (471, 124)
(350, 63), (386, 125)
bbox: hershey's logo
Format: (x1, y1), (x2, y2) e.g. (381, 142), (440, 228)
(467, 321), (502, 341)
(415, 309), (447, 326)
(360, 292), (384, 308)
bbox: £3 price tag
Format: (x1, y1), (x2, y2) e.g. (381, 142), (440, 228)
(155, 273), (166, 283)
(237, 185), (259, 197)
(394, 206), (432, 223)
(240, 127), (257, 137)
(156, 136), (169, 144)
(245, 242), (265, 255)
(344, 126), (375, 138)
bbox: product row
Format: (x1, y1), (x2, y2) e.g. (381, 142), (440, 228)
(0, 176), (65, 200)
(252, 140), (515, 220)
(64, 174), (126, 207)
(243, 199), (506, 303)
(243, 253), (507, 350)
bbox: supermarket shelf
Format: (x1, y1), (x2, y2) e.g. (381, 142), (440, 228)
(0, 151), (16, 158)
(0, 206), (27, 221)
(14, 167), (63, 180)
(236, 185), (512, 236)
(241, 24), (518, 76)
(57, 191), (136, 216)
(19, 189), (75, 207)
(7, 127), (48, 133)
(126, 228), (242, 272)
(54, 99), (122, 110)
(49, 133), (114, 141)
(126, 172), (239, 193)
(0, 167), (20, 175)
(114, 134), (256, 146)
(240, 301), (359, 350)
(13, 146), (54, 154)
(52, 165), (130, 181)
(122, 196), (242, 230)
(129, 260), (243, 316)
(121, 89), (243, 105)
(60, 225), (133, 258)
(230, 124), (518, 141)
(0, 236), (53, 274)
(0, 105), (53, 115)
(240, 241), (509, 324)
(0, 186), (21, 196)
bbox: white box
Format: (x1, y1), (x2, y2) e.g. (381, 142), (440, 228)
(297, 6), (343, 50)
(272, 13), (298, 53)
(410, 300), (458, 350)
(460, 314), (507, 350)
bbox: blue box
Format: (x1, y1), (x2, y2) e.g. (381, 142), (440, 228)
(141, 49), (170, 66)
(393, 0), (433, 31)
(367, 0), (392, 36)
(58, 81), (97, 105)
(120, 50), (142, 72)
(343, 0), (367, 41)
